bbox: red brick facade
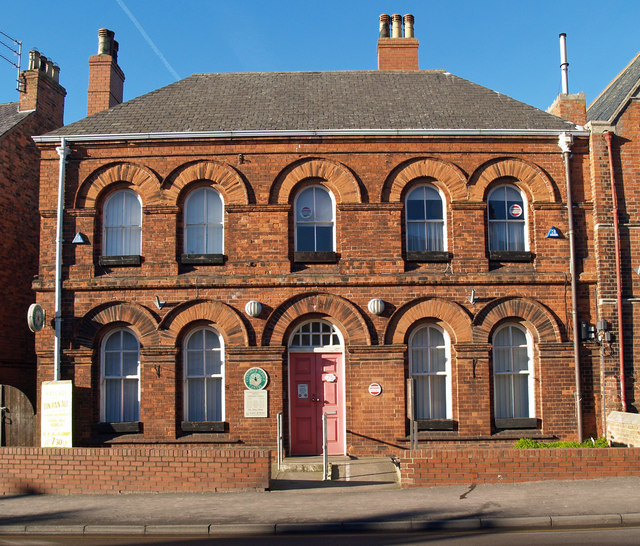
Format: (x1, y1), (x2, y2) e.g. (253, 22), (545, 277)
(0, 52), (65, 402)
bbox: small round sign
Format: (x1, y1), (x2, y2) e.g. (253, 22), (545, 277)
(27, 303), (45, 332)
(300, 206), (312, 219)
(368, 383), (382, 396)
(244, 367), (268, 390)
(509, 203), (523, 218)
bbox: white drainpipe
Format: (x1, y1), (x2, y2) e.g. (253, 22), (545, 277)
(54, 138), (70, 381)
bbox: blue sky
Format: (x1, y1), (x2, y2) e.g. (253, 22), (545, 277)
(1, 0), (639, 125)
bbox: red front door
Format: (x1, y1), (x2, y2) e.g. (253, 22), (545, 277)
(289, 352), (344, 456)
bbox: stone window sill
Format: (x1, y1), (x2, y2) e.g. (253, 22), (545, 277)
(416, 419), (456, 431)
(406, 251), (451, 263)
(488, 251), (533, 263)
(494, 417), (538, 429)
(293, 251), (337, 264)
(99, 255), (141, 267)
(96, 421), (141, 434)
(181, 253), (224, 265)
(181, 421), (226, 433)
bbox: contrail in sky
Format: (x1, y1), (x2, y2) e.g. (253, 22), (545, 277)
(115, 0), (181, 80)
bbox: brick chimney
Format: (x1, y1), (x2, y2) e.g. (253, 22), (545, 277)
(18, 50), (65, 127)
(377, 14), (419, 71)
(547, 93), (587, 126)
(87, 28), (125, 116)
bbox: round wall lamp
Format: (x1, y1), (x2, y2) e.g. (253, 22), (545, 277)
(368, 298), (385, 315)
(245, 300), (263, 317)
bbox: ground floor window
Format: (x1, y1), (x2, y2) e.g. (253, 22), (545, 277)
(409, 324), (451, 420)
(184, 327), (224, 421)
(101, 328), (140, 422)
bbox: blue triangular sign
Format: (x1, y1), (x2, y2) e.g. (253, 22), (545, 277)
(546, 227), (561, 238)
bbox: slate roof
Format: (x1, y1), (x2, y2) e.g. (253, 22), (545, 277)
(46, 70), (578, 138)
(0, 102), (32, 138)
(587, 52), (640, 123)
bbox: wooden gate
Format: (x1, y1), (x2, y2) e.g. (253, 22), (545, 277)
(1, 385), (35, 446)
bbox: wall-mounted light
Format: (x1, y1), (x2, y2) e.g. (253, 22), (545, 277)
(154, 295), (166, 310)
(368, 298), (385, 315)
(245, 300), (262, 317)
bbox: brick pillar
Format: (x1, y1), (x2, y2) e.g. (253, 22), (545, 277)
(87, 29), (125, 116)
(140, 347), (179, 440)
(454, 343), (492, 436)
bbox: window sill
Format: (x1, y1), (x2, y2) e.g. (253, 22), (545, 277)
(494, 418), (538, 429)
(488, 251), (533, 263)
(181, 253), (224, 265)
(416, 419), (456, 431)
(99, 255), (142, 267)
(96, 421), (141, 434)
(181, 421), (226, 433)
(293, 251), (337, 264)
(406, 251), (451, 263)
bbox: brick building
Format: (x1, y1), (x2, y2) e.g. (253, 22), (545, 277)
(33, 16), (599, 455)
(0, 50), (65, 403)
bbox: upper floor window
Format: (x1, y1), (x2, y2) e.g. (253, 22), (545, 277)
(101, 328), (140, 423)
(487, 184), (527, 252)
(409, 324), (451, 421)
(406, 184), (445, 252)
(184, 327), (224, 422)
(493, 323), (534, 421)
(103, 189), (142, 257)
(184, 187), (224, 255)
(294, 185), (335, 253)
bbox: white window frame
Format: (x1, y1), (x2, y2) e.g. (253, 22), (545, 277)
(487, 183), (529, 252)
(492, 323), (535, 419)
(102, 188), (142, 257)
(100, 327), (140, 423)
(408, 323), (452, 420)
(288, 319), (343, 353)
(183, 326), (225, 422)
(405, 183), (447, 252)
(293, 185), (336, 252)
(183, 186), (224, 255)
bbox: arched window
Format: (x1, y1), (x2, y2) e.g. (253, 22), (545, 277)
(409, 324), (451, 420)
(102, 189), (142, 256)
(487, 184), (527, 252)
(406, 184), (445, 252)
(184, 327), (224, 422)
(184, 187), (224, 255)
(289, 320), (341, 349)
(493, 323), (534, 420)
(294, 185), (335, 252)
(101, 328), (140, 423)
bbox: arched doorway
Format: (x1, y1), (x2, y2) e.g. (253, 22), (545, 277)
(288, 319), (345, 456)
(0, 385), (35, 446)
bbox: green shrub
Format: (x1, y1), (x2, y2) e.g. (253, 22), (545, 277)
(515, 437), (609, 449)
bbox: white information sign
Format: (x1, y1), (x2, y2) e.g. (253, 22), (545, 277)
(244, 389), (268, 418)
(41, 380), (73, 447)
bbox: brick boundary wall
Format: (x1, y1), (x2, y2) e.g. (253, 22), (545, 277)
(400, 447), (640, 488)
(0, 447), (271, 495)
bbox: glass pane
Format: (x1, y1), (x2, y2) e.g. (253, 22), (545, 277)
(493, 347), (510, 373)
(104, 192), (124, 226)
(426, 222), (444, 251)
(411, 347), (428, 374)
(494, 327), (510, 347)
(412, 327), (428, 348)
(488, 189), (506, 220)
(187, 330), (203, 351)
(204, 330), (220, 350)
(296, 188), (315, 221)
(512, 347), (529, 372)
(424, 188), (443, 219)
(414, 375), (428, 420)
(507, 222), (525, 251)
(494, 374), (511, 418)
(314, 188), (333, 221)
(187, 351), (204, 376)
(429, 347), (446, 373)
(122, 331), (138, 351)
(122, 351), (138, 377)
(206, 378), (222, 421)
(205, 350), (222, 376)
(311, 333), (321, 346)
(123, 226), (141, 255)
(489, 222), (507, 251)
(104, 352), (120, 377)
(105, 332), (121, 352)
(206, 225), (223, 254)
(206, 189), (223, 222)
(123, 379), (139, 421)
(186, 189), (205, 224)
(296, 225), (315, 251)
(315, 225), (333, 251)
(513, 375), (529, 418)
(429, 327), (444, 347)
(186, 225), (205, 254)
(124, 192), (141, 226)
(105, 379), (121, 422)
(104, 227), (122, 256)
(188, 379), (205, 421)
(406, 189), (425, 220)
(428, 376), (447, 419)
(511, 327), (527, 346)
(407, 222), (425, 251)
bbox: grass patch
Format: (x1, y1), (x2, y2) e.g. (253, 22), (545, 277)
(515, 437), (609, 449)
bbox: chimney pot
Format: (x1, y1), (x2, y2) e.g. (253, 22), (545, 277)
(379, 14), (390, 38)
(88, 28), (125, 116)
(28, 50), (41, 71)
(97, 28), (115, 55)
(403, 14), (414, 38)
(391, 14), (402, 38)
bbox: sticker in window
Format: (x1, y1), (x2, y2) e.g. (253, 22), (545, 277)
(298, 383), (309, 398)
(300, 206), (312, 219)
(509, 204), (523, 218)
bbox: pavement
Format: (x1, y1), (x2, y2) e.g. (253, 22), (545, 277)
(1, 457), (639, 537)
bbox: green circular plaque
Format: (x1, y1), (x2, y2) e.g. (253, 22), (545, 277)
(244, 367), (268, 390)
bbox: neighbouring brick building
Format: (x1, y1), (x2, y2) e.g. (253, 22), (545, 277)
(0, 51), (65, 403)
(32, 16), (604, 455)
